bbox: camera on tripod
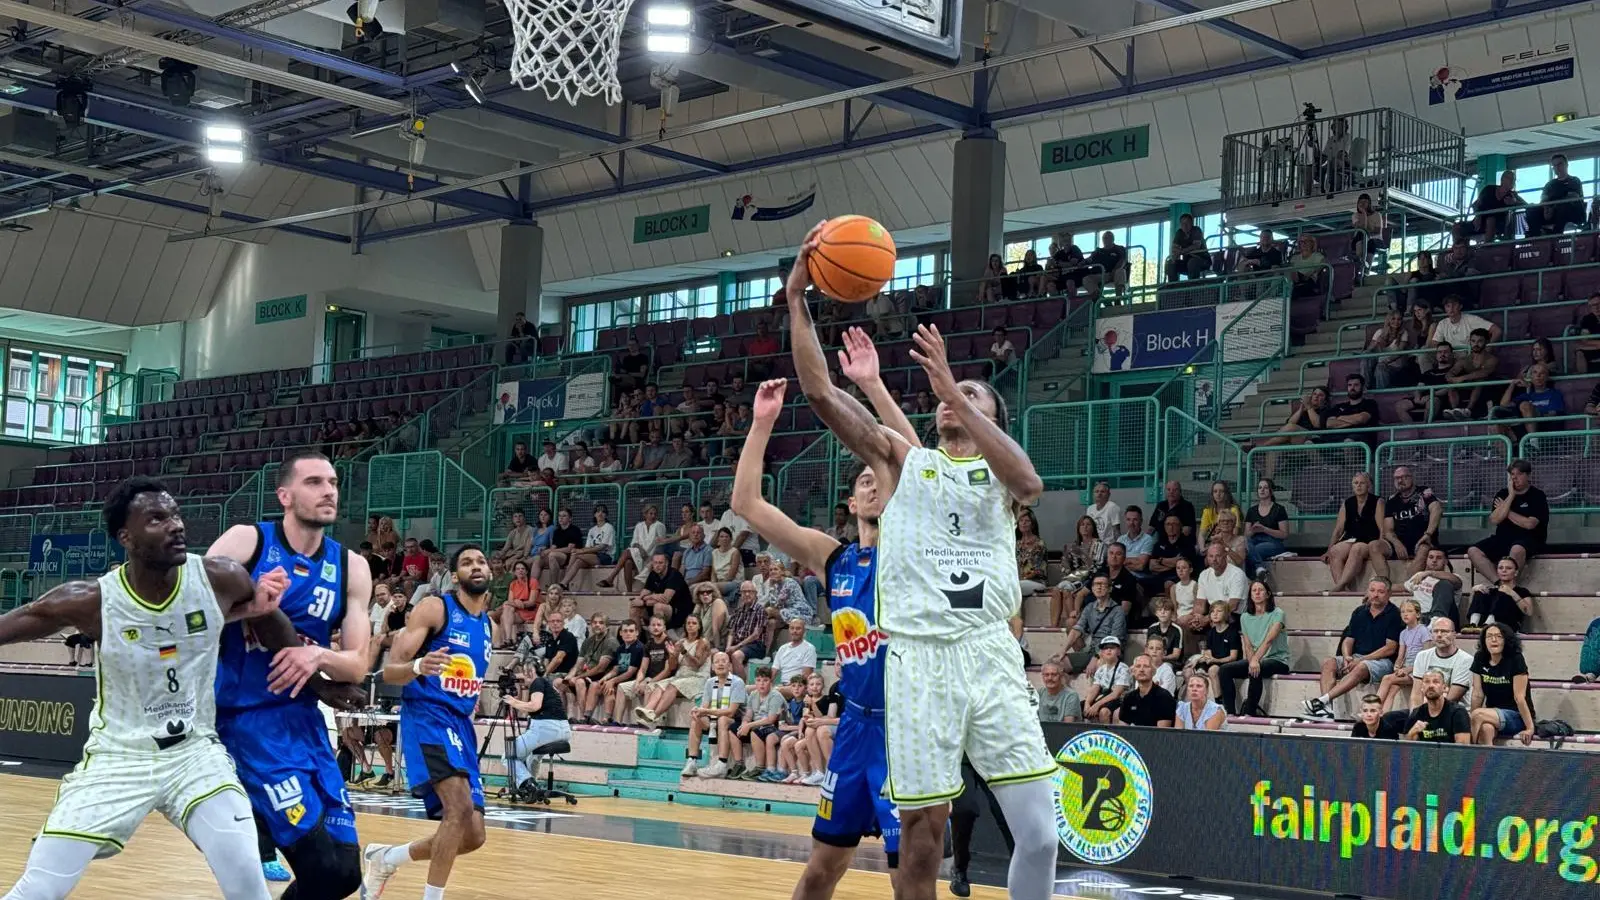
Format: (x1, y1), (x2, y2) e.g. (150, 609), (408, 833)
(1302, 102), (1322, 122)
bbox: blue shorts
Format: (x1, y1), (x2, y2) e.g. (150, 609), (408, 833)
(812, 710), (899, 864)
(401, 701), (484, 819)
(218, 703), (357, 849)
(1495, 708), (1526, 736)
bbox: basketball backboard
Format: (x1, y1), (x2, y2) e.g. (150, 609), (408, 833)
(732, 0), (964, 65)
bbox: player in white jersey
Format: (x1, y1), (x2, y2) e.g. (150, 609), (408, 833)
(784, 226), (1060, 900)
(0, 476), (304, 900)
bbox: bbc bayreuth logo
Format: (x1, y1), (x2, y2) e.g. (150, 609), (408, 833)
(1052, 730), (1153, 864)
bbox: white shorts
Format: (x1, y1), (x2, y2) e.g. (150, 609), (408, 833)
(884, 623), (1056, 809)
(43, 737), (244, 857)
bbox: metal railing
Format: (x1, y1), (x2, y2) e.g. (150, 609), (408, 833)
(1374, 436), (1513, 516)
(1160, 407), (1245, 495)
(1254, 373), (1596, 431)
(1143, 276), (1293, 429)
(1022, 397), (1160, 500)
(1518, 428), (1600, 513)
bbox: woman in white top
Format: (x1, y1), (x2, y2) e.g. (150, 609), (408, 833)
(690, 582), (728, 649)
(1175, 673), (1227, 730)
(1351, 192), (1385, 260)
(600, 503), (667, 592)
(560, 504), (616, 587)
(710, 527), (744, 601)
(635, 614), (713, 725)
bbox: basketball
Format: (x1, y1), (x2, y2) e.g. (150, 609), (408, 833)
(807, 215), (897, 303)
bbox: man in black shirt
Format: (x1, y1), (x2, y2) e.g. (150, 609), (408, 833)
(615, 337), (651, 395)
(1115, 656), (1176, 727)
(1073, 543), (1142, 621)
(1150, 480), (1197, 539)
(1238, 228), (1284, 272)
(1525, 153), (1586, 235)
(1467, 459), (1549, 582)
(617, 614), (678, 725)
(1576, 292), (1600, 375)
(1165, 213), (1208, 282)
(1379, 465), (1442, 575)
(1351, 694), (1401, 740)
(1325, 374), (1380, 445)
(505, 673), (573, 796)
(1395, 343), (1456, 423)
(501, 440), (536, 485)
(537, 609), (580, 676)
(1146, 514), (1200, 589)
(536, 507), (585, 585)
(1402, 671), (1471, 743)
(635, 550), (692, 630)
(1304, 576), (1402, 720)
(1085, 231), (1129, 302)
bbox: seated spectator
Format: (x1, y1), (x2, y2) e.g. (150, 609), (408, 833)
(1196, 542), (1248, 615)
(1073, 543), (1141, 622)
(1198, 480), (1241, 547)
(1165, 213), (1208, 282)
(615, 337), (650, 394)
(1468, 623), (1535, 746)
(639, 382), (671, 424)
(824, 504), (858, 544)
(1519, 334), (1562, 381)
(1395, 342), (1457, 423)
(500, 440), (537, 486)
(557, 613), (617, 721)
(1252, 389), (1329, 480)
(667, 502), (696, 554)
(615, 615), (677, 727)
(1374, 599), (1429, 711)
(1489, 362), (1564, 439)
(988, 327), (1016, 368)
(568, 442), (597, 478)
(775, 675), (828, 784)
(710, 528), (743, 599)
(1117, 506), (1159, 595)
(1472, 169), (1524, 241)
(1148, 514), (1199, 589)
(734, 667), (787, 781)
(1324, 373), (1380, 442)
(1465, 556), (1534, 634)
(396, 537), (427, 582)
(1576, 292), (1600, 374)
(1242, 478), (1291, 577)
(660, 432), (697, 469)
(1402, 670), (1472, 743)
(594, 441), (625, 479)
(1014, 249), (1046, 297)
(1151, 480), (1197, 539)
(790, 674), (840, 784)
(1085, 480), (1122, 542)
(1430, 295), (1500, 350)
(1287, 234), (1326, 300)
(719, 504), (760, 566)
(1405, 548), (1462, 624)
(725, 581), (768, 673)
(1380, 466), (1442, 577)
(1175, 673), (1227, 730)
(609, 388), (640, 443)
(1047, 234), (1090, 296)
(865, 289), (905, 338)
(1184, 601), (1240, 697)
(690, 582), (728, 648)
(635, 614), (713, 726)
(603, 504), (668, 592)
(557, 505), (615, 587)
(1035, 661), (1083, 723)
(579, 620), (644, 725)
(680, 650), (745, 778)
(1351, 193), (1385, 259)
(1400, 251), (1438, 312)
(977, 254), (1007, 303)
(1236, 229), (1284, 273)
(770, 618), (818, 699)
(632, 425), (668, 473)
(1050, 515), (1105, 626)
(678, 525), (713, 586)
(534, 608), (580, 678)
(1303, 576), (1403, 719)
(1404, 298), (1436, 350)
(1437, 244), (1481, 306)
(1407, 616), (1473, 709)
(754, 555), (813, 648)
(1115, 655), (1177, 727)
(495, 559), (540, 648)
(746, 318), (780, 359)
(633, 550), (692, 632)
(1210, 512), (1248, 571)
(1015, 510), (1048, 597)
(1439, 328), (1501, 421)
(1082, 637), (1132, 723)
(1526, 153), (1586, 235)
(1466, 459), (1549, 584)
(1143, 635), (1177, 694)
(1167, 557), (1204, 634)
(492, 510), (535, 568)
(1057, 573), (1128, 674)
(1362, 309), (1418, 390)
(672, 385), (712, 438)
(1324, 472), (1386, 591)
(505, 310), (536, 365)
(1084, 231), (1129, 302)
(1146, 598), (1184, 667)
(1352, 694), (1401, 739)
(535, 440), (568, 476)
(1218, 579), (1289, 716)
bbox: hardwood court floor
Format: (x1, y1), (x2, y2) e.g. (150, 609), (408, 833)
(0, 775), (1008, 899)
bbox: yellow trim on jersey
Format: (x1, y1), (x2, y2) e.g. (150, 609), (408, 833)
(937, 448), (983, 463)
(986, 765), (1059, 787)
(40, 828), (125, 851)
(118, 563), (184, 613)
(888, 782), (965, 804)
(180, 783), (246, 829)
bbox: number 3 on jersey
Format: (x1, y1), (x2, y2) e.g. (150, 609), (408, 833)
(307, 586), (336, 621)
(947, 513), (962, 537)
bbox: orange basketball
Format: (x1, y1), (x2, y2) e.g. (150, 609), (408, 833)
(807, 215), (897, 303)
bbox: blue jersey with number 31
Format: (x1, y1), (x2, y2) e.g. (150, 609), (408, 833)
(215, 521), (347, 712)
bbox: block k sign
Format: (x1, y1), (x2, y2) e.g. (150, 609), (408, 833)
(634, 205), (712, 244)
(1041, 125), (1150, 174)
(255, 295), (307, 325)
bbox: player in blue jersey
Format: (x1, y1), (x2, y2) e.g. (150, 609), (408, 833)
(207, 451), (374, 900)
(732, 361), (910, 899)
(362, 544), (492, 900)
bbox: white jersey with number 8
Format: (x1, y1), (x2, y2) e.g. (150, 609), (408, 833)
(878, 446), (1021, 641)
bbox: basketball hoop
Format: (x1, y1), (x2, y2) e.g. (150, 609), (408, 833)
(506, 0), (637, 106)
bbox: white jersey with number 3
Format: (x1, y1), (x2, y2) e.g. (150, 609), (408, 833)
(91, 554), (224, 754)
(878, 446), (1021, 640)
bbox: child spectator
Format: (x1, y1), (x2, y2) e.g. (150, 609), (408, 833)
(1145, 597), (1185, 669)
(736, 667), (788, 781)
(1375, 599), (1429, 712)
(1186, 601), (1241, 698)
(1081, 637), (1132, 723)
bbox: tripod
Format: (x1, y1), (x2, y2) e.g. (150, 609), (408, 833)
(478, 686), (524, 801)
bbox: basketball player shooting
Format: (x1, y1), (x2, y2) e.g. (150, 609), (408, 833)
(0, 476), (310, 900)
(784, 222), (1060, 900)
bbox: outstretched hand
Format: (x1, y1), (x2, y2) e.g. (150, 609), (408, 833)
(783, 220), (827, 304)
(908, 323), (960, 406)
(837, 327), (881, 385)
(753, 379), (788, 425)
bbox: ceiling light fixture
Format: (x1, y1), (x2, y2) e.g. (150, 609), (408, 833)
(646, 3), (692, 54)
(451, 60), (488, 104)
(203, 122), (247, 165)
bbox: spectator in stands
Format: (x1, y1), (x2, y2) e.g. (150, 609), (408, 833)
(1577, 292), (1600, 374)
(1375, 599), (1429, 712)
(1323, 373), (1380, 443)
(556, 504), (614, 587)
(533, 507), (581, 585)
(1047, 235), (1089, 296)
(1324, 472), (1386, 591)
(601, 504), (666, 592)
(1086, 480), (1122, 542)
(536, 440), (567, 476)
(615, 615), (677, 727)
(1252, 387), (1328, 479)
(734, 667), (787, 781)
(1168, 557), (1203, 635)
(1352, 194), (1385, 260)
(1434, 244), (1480, 309)
(663, 434), (698, 471)
(493, 510), (534, 568)
(1176, 673), (1227, 730)
(678, 525), (713, 587)
(680, 650), (745, 778)
(710, 527), (743, 600)
(1237, 228), (1283, 273)
(770, 618), (817, 698)
(1440, 329), (1501, 421)
(1035, 662), (1082, 723)
(1144, 635), (1177, 694)
(1484, 360), (1561, 438)
(1196, 540), (1247, 613)
(977, 254), (1007, 303)
(1303, 576), (1403, 719)
(639, 382), (670, 427)
(505, 310), (537, 365)
(1082, 637), (1132, 723)
(1057, 573), (1128, 674)
(1467, 459), (1549, 584)
(988, 327), (1016, 369)
(1351, 694), (1401, 739)
(629, 549), (690, 633)
(1469, 623), (1535, 746)
(608, 390), (639, 444)
(495, 560), (539, 649)
(1165, 213), (1208, 282)
(501, 440), (537, 487)
(746, 319), (781, 373)
(1186, 600), (1240, 698)
(1085, 231), (1129, 302)
(631, 424), (667, 474)
(1588, 381), (1600, 422)
(1379, 465), (1442, 578)
(536, 607), (580, 677)
(1148, 513), (1199, 590)
(1145, 597), (1184, 667)
(719, 503), (759, 565)
(1473, 169), (1524, 241)
(1013, 249), (1046, 298)
(558, 613), (617, 721)
(1401, 262), (1439, 318)
(1115, 655), (1177, 727)
(1287, 234), (1326, 300)
(634, 614), (712, 726)
(1431, 295), (1500, 350)
(1395, 342), (1457, 423)
(1407, 616), (1473, 707)
(1210, 512), (1248, 571)
(616, 337), (650, 395)
(568, 442), (597, 478)
(1527, 153), (1586, 235)
(726, 582), (767, 673)
(1151, 480), (1197, 539)
(865, 289), (906, 338)
(1405, 549), (1463, 624)
(674, 385), (713, 439)
(1403, 670), (1472, 743)
(1243, 478), (1292, 577)
(398, 537), (428, 581)
(594, 441), (625, 480)
(1466, 556), (1534, 634)
(1198, 480), (1240, 548)
(1016, 510), (1048, 597)
(1218, 579), (1288, 716)
(690, 582), (728, 648)
(1362, 310), (1418, 389)
(756, 555), (813, 648)
(1050, 515), (1105, 626)
(1116, 506), (1158, 591)
(824, 504), (857, 544)
(1073, 542), (1141, 622)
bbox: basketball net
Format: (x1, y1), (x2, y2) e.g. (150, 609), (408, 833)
(506, 0), (637, 106)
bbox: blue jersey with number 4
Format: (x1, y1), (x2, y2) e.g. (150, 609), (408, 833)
(215, 521), (347, 712)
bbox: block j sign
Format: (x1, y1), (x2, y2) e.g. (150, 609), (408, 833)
(633, 205), (712, 244)
(1041, 125), (1150, 174)
(255, 294), (307, 325)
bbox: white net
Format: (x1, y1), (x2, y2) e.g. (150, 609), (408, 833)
(506, 0), (638, 106)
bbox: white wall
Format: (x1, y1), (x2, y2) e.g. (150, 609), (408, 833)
(0, 441), (51, 485)
(126, 323), (185, 374)
(365, 312), (431, 355)
(184, 242), (328, 379)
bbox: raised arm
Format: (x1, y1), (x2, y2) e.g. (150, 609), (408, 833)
(784, 223), (908, 474)
(0, 580), (100, 644)
(909, 324), (1043, 505)
(838, 326), (923, 448)
(731, 378), (841, 577)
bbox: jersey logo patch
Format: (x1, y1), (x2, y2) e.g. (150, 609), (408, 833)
(266, 546), (282, 565)
(265, 776), (305, 812)
(447, 630), (472, 647)
(292, 563), (311, 579)
(920, 468), (937, 481)
(158, 645), (177, 661)
(121, 627), (140, 643)
(941, 571), (986, 609)
(321, 562), (338, 582)
(185, 610), (207, 634)
(967, 468), (990, 485)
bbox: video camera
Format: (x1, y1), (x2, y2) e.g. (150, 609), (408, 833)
(1301, 102), (1322, 122)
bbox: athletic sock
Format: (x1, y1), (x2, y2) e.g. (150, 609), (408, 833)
(383, 843), (414, 869)
(423, 885), (445, 900)
(1316, 694), (1331, 706)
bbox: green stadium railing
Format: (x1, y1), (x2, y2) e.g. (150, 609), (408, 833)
(1519, 428), (1600, 514)
(1243, 442), (1375, 522)
(1254, 372), (1596, 431)
(1022, 397), (1160, 499)
(367, 451), (445, 525)
(1374, 436), (1513, 518)
(1159, 406), (1245, 496)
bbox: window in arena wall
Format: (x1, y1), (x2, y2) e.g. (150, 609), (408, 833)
(889, 253), (937, 294)
(731, 275), (782, 312)
(646, 284), (718, 322)
(568, 296), (643, 354)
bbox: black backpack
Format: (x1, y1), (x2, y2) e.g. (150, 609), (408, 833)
(1534, 718), (1575, 749)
